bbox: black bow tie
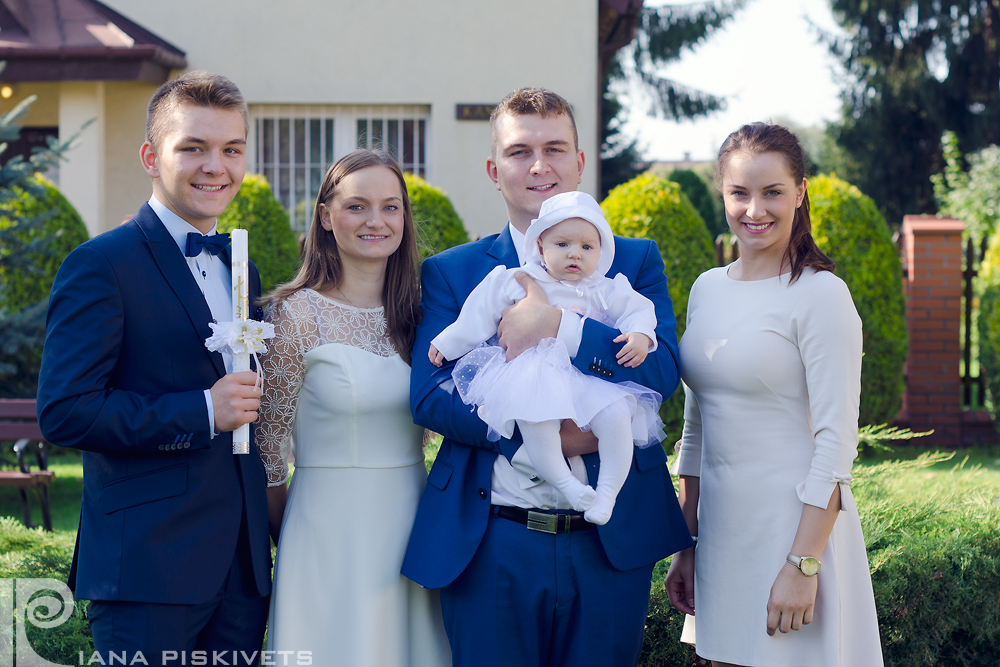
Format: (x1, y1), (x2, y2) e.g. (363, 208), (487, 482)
(184, 232), (231, 257)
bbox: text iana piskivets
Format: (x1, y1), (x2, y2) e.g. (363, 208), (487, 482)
(77, 651), (313, 665)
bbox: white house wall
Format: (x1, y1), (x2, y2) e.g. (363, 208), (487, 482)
(96, 0), (599, 239)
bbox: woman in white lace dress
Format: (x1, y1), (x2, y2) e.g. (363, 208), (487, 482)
(257, 150), (450, 666)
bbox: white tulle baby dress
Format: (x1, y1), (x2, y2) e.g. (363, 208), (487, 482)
(453, 336), (666, 447)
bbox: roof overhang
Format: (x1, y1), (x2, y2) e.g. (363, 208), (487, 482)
(0, 0), (186, 84)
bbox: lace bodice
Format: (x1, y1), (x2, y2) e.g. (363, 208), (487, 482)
(258, 288), (398, 485)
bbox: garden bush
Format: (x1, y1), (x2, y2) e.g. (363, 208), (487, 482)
(808, 174), (907, 427)
(933, 132), (1000, 243)
(405, 173), (469, 260)
(667, 168), (725, 237)
(0, 174), (89, 314)
(0, 175), (89, 398)
(0, 517), (92, 663)
(217, 175), (301, 293)
(601, 174), (716, 445)
(977, 232), (1000, 411)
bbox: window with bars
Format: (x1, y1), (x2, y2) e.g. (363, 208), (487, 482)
(251, 105), (430, 231)
(356, 118), (426, 178)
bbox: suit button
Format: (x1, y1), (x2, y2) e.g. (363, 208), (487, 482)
(589, 364), (598, 372)
(158, 444), (164, 451)
(478, 488), (487, 499)
(183, 442), (190, 449)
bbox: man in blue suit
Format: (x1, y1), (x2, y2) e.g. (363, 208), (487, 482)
(402, 88), (693, 666)
(37, 72), (270, 665)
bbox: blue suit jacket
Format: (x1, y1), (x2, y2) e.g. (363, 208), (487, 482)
(401, 228), (693, 589)
(37, 204), (271, 604)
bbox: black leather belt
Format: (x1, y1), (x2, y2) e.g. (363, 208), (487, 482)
(491, 504), (596, 534)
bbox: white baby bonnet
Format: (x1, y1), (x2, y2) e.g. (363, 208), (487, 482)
(522, 191), (616, 287)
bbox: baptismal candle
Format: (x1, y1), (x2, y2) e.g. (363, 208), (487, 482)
(230, 228), (250, 455)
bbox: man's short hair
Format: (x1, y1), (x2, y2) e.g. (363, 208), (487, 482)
(146, 70), (248, 151)
(490, 88), (578, 157)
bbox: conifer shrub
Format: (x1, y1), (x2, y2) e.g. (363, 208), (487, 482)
(404, 173), (469, 260)
(667, 168), (725, 237)
(0, 175), (88, 313)
(808, 174), (907, 426)
(977, 232), (1000, 411)
(601, 174), (716, 444)
(217, 175), (301, 293)
(0, 517), (93, 662)
(0, 175), (88, 397)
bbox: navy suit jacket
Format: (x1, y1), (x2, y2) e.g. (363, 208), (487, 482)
(37, 203), (271, 604)
(401, 228), (693, 590)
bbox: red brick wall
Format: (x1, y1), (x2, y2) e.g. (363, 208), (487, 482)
(899, 216), (965, 445)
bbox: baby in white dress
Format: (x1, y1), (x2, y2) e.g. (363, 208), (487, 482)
(428, 191), (664, 524)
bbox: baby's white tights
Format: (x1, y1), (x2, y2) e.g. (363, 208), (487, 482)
(516, 398), (634, 525)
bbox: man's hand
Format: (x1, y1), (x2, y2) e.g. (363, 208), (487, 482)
(614, 331), (651, 368)
(211, 371), (261, 432)
(428, 344), (445, 367)
(559, 420), (599, 457)
(498, 272), (561, 361)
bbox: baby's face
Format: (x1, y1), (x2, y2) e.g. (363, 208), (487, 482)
(536, 217), (601, 282)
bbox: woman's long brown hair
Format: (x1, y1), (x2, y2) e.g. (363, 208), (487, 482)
(716, 122), (835, 283)
(262, 150), (421, 363)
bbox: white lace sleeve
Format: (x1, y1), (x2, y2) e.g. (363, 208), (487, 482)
(257, 295), (308, 486)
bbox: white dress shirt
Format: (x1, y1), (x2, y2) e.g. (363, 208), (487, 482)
(490, 223), (589, 510)
(149, 195), (232, 435)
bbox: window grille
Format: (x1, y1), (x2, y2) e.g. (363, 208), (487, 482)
(250, 105), (430, 231)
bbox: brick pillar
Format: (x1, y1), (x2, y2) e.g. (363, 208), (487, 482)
(899, 216), (964, 445)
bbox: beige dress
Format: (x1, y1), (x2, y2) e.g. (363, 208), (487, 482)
(258, 289), (450, 667)
(674, 267), (883, 666)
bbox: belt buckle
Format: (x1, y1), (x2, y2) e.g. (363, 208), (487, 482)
(526, 511), (564, 534)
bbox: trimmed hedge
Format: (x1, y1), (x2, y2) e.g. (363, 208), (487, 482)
(0, 175), (89, 314)
(217, 175), (301, 293)
(0, 517), (92, 663)
(978, 232), (1000, 410)
(601, 174), (716, 445)
(667, 168), (725, 237)
(405, 173), (469, 260)
(808, 174), (907, 426)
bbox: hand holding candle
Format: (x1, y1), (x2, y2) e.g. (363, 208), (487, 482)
(203, 228), (274, 454)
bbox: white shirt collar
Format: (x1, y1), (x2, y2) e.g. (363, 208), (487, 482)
(507, 222), (526, 266)
(149, 194), (220, 256)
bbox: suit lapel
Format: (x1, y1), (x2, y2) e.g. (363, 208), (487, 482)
(487, 226), (520, 269)
(134, 204), (228, 379)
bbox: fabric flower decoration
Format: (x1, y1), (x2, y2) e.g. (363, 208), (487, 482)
(205, 319), (276, 389)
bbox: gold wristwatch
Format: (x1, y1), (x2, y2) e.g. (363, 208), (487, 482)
(786, 553), (821, 576)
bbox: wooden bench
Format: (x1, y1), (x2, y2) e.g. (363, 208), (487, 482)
(0, 399), (54, 531)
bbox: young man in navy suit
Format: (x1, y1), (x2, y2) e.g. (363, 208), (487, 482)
(402, 88), (693, 666)
(37, 71), (271, 665)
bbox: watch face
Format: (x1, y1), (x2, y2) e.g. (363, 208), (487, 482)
(800, 556), (821, 576)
